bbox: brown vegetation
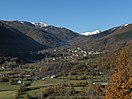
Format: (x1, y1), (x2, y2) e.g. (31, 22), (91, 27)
(105, 45), (132, 99)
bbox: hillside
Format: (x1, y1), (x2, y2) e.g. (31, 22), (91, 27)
(0, 22), (44, 55)
(70, 24), (132, 50)
(1, 20), (80, 47)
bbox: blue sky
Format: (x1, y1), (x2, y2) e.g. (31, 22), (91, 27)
(0, 0), (132, 33)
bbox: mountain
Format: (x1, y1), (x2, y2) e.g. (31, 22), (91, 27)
(0, 19), (131, 55)
(1, 20), (80, 47)
(0, 21), (44, 56)
(82, 30), (101, 36)
(41, 26), (79, 41)
(70, 24), (132, 50)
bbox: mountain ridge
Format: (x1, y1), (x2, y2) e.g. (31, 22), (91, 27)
(1, 20), (80, 47)
(70, 23), (132, 50)
(0, 19), (131, 56)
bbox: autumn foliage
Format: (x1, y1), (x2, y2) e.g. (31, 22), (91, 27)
(105, 45), (132, 99)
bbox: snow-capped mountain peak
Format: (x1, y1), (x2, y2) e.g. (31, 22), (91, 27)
(16, 20), (48, 27)
(118, 23), (129, 30)
(82, 30), (101, 36)
(123, 24), (128, 27)
(32, 22), (48, 27)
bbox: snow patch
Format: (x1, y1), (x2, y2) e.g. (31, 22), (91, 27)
(32, 22), (48, 27)
(82, 30), (101, 36)
(119, 24), (129, 30)
(123, 24), (128, 27)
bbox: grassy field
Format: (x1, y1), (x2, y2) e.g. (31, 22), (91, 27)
(0, 90), (16, 99)
(30, 78), (91, 88)
(0, 83), (19, 99)
(26, 78), (91, 95)
(0, 70), (13, 74)
(0, 83), (19, 91)
(18, 78), (90, 98)
(0, 77), (105, 98)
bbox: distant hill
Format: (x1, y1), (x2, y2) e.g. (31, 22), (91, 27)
(0, 22), (44, 55)
(70, 24), (132, 50)
(1, 20), (80, 47)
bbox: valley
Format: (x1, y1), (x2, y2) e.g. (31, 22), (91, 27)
(0, 20), (131, 99)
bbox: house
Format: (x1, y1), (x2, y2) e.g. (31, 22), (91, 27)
(1, 66), (5, 69)
(50, 75), (56, 79)
(17, 80), (22, 84)
(42, 77), (45, 80)
(52, 58), (55, 61)
(99, 72), (104, 75)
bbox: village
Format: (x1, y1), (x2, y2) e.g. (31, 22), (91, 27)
(0, 46), (110, 99)
(0, 47), (109, 81)
(38, 47), (109, 62)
